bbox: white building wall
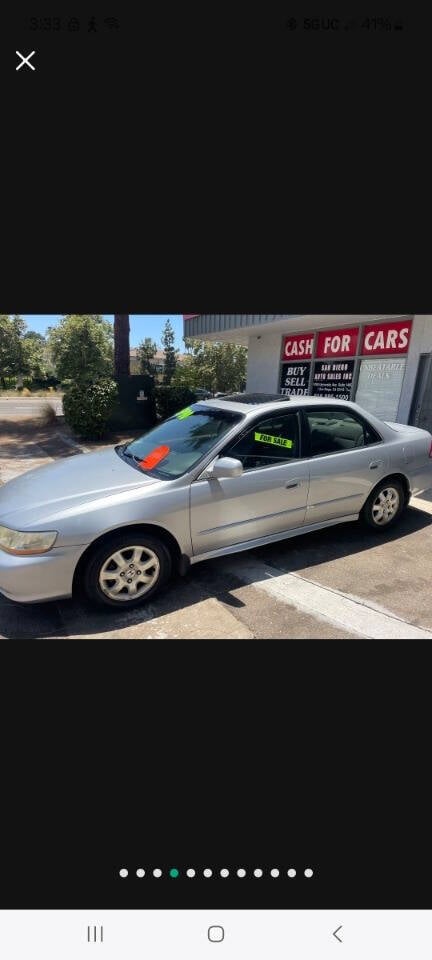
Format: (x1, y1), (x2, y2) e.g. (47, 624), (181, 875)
(397, 316), (432, 422)
(246, 334), (282, 393)
(243, 318), (432, 423)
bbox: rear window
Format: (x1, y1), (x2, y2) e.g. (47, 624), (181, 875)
(122, 404), (243, 479)
(304, 409), (382, 456)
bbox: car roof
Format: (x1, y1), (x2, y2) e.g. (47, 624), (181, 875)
(199, 395), (363, 415)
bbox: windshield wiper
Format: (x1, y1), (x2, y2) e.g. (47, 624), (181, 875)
(121, 445), (140, 462)
(124, 451), (142, 464)
(121, 446), (151, 470)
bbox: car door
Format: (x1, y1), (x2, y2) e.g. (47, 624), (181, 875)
(190, 410), (310, 556)
(301, 406), (389, 524)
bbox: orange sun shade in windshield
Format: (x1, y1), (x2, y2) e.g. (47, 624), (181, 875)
(139, 445), (171, 470)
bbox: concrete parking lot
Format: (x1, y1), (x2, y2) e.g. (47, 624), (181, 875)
(1, 414), (432, 640)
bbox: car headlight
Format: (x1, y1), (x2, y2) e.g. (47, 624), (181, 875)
(0, 525), (58, 556)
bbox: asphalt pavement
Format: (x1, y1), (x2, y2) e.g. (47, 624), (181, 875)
(0, 396), (63, 417)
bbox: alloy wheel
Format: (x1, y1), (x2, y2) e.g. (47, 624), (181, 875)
(98, 545), (160, 602)
(371, 487), (400, 525)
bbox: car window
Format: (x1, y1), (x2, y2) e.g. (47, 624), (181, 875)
(223, 412), (300, 470)
(123, 405), (243, 478)
(303, 409), (380, 456)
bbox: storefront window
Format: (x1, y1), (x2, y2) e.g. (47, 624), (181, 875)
(279, 320), (413, 420)
(354, 358), (407, 421)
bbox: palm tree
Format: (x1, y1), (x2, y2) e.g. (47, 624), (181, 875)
(114, 314), (130, 376)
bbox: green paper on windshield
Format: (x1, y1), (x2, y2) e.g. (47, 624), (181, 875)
(254, 431), (293, 449)
(176, 406), (194, 420)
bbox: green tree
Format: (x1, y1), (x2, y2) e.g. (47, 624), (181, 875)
(137, 337), (158, 376)
(0, 314), (26, 388)
(173, 339), (247, 393)
(114, 314), (130, 376)
(162, 318), (178, 385)
(47, 315), (114, 381)
(21, 332), (48, 380)
(23, 330), (45, 341)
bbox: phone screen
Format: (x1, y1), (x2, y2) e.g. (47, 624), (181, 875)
(0, 6), (429, 959)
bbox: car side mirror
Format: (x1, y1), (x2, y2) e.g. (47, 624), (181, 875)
(212, 456), (244, 479)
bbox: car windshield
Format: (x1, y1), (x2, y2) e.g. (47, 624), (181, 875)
(122, 404), (243, 479)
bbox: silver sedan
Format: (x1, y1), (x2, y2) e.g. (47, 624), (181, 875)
(1, 393), (431, 608)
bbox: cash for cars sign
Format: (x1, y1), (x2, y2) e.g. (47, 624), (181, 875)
(316, 327), (359, 358)
(360, 319), (412, 355)
(281, 332), (315, 359)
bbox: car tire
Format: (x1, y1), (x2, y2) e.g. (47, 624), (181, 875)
(361, 479), (406, 531)
(82, 532), (172, 609)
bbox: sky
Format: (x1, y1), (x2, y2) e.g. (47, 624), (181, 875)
(20, 315), (185, 350)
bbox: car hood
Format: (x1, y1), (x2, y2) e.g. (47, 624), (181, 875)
(0, 447), (158, 529)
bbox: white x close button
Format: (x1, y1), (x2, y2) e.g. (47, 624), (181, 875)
(208, 926), (224, 942)
(16, 51), (36, 71)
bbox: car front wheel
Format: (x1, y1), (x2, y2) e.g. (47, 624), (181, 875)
(361, 479), (406, 531)
(82, 533), (172, 609)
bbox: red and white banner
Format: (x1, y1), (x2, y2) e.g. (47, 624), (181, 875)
(281, 332), (315, 360)
(360, 319), (412, 355)
(315, 327), (359, 358)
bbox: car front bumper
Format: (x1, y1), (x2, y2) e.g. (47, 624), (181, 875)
(0, 543), (88, 603)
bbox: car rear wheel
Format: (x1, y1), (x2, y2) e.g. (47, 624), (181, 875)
(361, 479), (405, 531)
(82, 533), (172, 609)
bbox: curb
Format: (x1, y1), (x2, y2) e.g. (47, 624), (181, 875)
(53, 431), (91, 455)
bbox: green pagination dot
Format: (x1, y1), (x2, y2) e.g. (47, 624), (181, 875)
(169, 868), (179, 878)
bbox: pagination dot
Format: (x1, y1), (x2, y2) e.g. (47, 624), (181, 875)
(119, 868), (128, 878)
(220, 868), (229, 877)
(304, 868), (314, 878)
(186, 868), (195, 878)
(270, 868), (280, 877)
(287, 868), (296, 878)
(254, 869), (263, 877)
(136, 868), (145, 878)
(237, 868), (246, 877)
(203, 868), (213, 878)
(153, 868), (162, 878)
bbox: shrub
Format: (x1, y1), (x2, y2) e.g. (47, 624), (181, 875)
(63, 377), (119, 439)
(154, 385), (198, 420)
(30, 376), (61, 391)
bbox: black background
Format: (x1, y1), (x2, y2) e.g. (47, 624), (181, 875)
(0, 6), (430, 313)
(0, 4), (431, 913)
(1, 642), (430, 909)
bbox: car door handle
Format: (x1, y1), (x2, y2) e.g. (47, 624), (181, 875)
(369, 460), (384, 469)
(285, 479), (301, 488)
